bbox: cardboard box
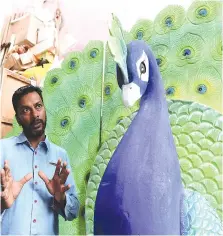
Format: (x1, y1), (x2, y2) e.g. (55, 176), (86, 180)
(3, 53), (19, 69)
(3, 52), (37, 71)
(30, 38), (55, 57)
(7, 14), (44, 47)
(20, 50), (34, 65)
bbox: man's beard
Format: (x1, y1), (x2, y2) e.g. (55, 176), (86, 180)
(22, 117), (47, 138)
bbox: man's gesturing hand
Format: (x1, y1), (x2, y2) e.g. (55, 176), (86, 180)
(1, 160), (32, 210)
(38, 159), (71, 204)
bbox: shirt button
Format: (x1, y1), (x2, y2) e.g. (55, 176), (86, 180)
(35, 151), (37, 155)
(35, 165), (37, 169)
(33, 219), (36, 223)
(34, 200), (37, 203)
(35, 182), (38, 185)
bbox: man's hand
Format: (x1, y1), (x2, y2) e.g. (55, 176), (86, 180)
(1, 160), (32, 211)
(38, 159), (71, 206)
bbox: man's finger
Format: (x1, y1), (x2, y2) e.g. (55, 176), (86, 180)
(4, 161), (10, 182)
(60, 161), (69, 184)
(60, 169), (70, 185)
(38, 171), (50, 186)
(53, 159), (62, 178)
(1, 169), (6, 191)
(62, 184), (70, 193)
(61, 161), (67, 175)
(19, 173), (32, 186)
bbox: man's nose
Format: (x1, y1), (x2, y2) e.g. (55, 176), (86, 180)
(32, 110), (39, 119)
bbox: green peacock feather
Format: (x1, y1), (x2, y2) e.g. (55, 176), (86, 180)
(83, 41), (104, 65)
(61, 51), (83, 75)
(184, 63), (222, 113)
(130, 19), (153, 42)
(173, 32), (205, 67)
(43, 68), (67, 94)
(187, 0), (222, 25)
(154, 5), (186, 35)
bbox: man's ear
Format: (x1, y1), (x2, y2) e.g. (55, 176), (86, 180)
(15, 114), (21, 126)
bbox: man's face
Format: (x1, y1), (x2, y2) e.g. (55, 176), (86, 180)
(16, 91), (46, 138)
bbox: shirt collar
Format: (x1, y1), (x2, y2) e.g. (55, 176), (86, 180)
(16, 132), (50, 152)
(16, 132), (28, 144)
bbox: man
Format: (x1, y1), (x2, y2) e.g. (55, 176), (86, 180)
(0, 85), (80, 235)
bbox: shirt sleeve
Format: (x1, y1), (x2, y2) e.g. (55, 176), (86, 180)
(52, 150), (80, 221)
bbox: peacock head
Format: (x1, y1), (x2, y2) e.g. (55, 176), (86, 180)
(116, 40), (150, 107)
(108, 14), (160, 108)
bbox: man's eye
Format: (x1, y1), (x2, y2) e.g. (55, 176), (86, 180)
(23, 108), (29, 113)
(36, 104), (42, 109)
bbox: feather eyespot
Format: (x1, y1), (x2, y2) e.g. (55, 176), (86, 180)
(62, 51), (81, 74)
(60, 118), (69, 128)
(44, 68), (64, 93)
(90, 49), (98, 58)
(156, 58), (162, 66)
(105, 86), (111, 95)
(154, 5), (185, 34)
(198, 8), (208, 17)
(79, 98), (86, 108)
(84, 41), (103, 63)
(187, 1), (219, 24)
(182, 49), (191, 57)
(166, 87), (175, 96)
(69, 60), (76, 69)
(51, 77), (58, 84)
(130, 19), (153, 41)
(136, 31), (144, 40)
(53, 108), (74, 136)
(197, 84), (207, 94)
(165, 17), (173, 27)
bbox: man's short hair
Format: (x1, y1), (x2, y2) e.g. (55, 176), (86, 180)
(12, 85), (43, 113)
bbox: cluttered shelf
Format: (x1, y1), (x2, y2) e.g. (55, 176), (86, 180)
(0, 9), (61, 137)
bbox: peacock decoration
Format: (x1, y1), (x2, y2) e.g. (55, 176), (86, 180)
(5, 0), (222, 235)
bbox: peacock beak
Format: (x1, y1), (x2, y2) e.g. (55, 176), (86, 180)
(122, 82), (141, 107)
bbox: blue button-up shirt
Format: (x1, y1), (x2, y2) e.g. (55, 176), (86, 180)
(0, 133), (80, 235)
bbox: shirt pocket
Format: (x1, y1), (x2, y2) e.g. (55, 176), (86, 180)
(45, 162), (57, 180)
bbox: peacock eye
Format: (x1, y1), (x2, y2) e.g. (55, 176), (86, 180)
(140, 61), (146, 74)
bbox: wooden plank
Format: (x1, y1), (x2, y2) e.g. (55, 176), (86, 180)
(1, 116), (13, 124)
(1, 122), (13, 138)
(5, 68), (30, 83)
